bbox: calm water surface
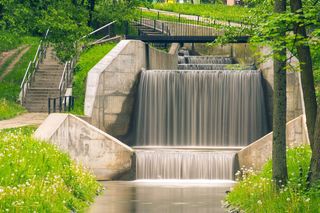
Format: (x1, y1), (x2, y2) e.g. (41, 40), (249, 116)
(89, 180), (234, 213)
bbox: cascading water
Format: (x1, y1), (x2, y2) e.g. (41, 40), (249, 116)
(136, 150), (236, 180)
(135, 70), (268, 147)
(134, 54), (269, 180)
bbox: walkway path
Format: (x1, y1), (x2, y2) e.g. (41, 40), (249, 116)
(0, 46), (30, 80)
(140, 7), (248, 28)
(0, 113), (48, 130)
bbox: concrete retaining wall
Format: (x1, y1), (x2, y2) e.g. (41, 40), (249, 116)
(237, 115), (309, 170)
(84, 40), (178, 138)
(34, 113), (134, 180)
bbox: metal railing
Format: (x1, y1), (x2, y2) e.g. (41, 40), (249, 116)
(20, 29), (50, 104)
(48, 96), (75, 114)
(58, 58), (75, 97)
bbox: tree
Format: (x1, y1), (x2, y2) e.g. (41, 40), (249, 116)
(290, 0), (320, 185)
(272, 0), (288, 188)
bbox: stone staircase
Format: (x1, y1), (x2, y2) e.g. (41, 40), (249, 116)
(24, 47), (64, 112)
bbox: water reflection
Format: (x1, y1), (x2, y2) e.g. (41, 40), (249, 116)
(89, 180), (234, 213)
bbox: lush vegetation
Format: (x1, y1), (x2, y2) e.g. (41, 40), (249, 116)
(0, 35), (39, 120)
(226, 146), (320, 212)
(0, 99), (26, 120)
(150, 3), (253, 23)
(0, 126), (101, 212)
(72, 42), (117, 115)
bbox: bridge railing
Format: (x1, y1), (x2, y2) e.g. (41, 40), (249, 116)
(139, 7), (252, 29)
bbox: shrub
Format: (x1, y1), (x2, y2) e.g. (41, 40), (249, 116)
(226, 146), (320, 213)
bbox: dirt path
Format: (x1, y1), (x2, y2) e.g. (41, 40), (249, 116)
(0, 113), (48, 130)
(0, 45), (28, 68)
(0, 46), (30, 81)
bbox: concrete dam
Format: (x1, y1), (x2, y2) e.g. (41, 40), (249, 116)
(36, 40), (307, 182)
(133, 51), (269, 180)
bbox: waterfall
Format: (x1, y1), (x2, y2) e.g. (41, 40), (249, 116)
(136, 150), (236, 180)
(134, 70), (268, 147)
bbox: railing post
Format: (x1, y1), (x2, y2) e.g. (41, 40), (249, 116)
(178, 14), (181, 22)
(59, 96), (62, 112)
(68, 96), (71, 112)
(157, 11), (160, 20)
(71, 96), (75, 110)
(162, 23), (164, 33)
(153, 20), (156, 31)
(53, 98), (56, 113)
(197, 16), (200, 25)
(48, 98), (51, 114)
(64, 96), (67, 112)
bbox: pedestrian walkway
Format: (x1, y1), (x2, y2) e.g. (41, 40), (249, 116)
(0, 113), (48, 130)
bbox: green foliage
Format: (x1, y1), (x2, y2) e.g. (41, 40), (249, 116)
(0, 36), (39, 120)
(0, 99), (26, 120)
(72, 42), (117, 115)
(150, 3), (253, 23)
(94, 0), (139, 35)
(0, 127), (101, 212)
(0, 0), (92, 61)
(0, 37), (39, 102)
(226, 146), (320, 212)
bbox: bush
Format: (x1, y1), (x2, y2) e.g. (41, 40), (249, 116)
(0, 127), (102, 212)
(226, 146), (320, 213)
(72, 42), (117, 115)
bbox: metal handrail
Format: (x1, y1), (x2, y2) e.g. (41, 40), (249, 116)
(80, 21), (116, 40)
(20, 29), (50, 104)
(58, 58), (75, 97)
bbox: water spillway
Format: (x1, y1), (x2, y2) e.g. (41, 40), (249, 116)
(134, 70), (268, 147)
(133, 54), (269, 180)
(136, 149), (237, 180)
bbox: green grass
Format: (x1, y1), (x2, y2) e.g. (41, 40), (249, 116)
(0, 126), (101, 212)
(0, 99), (26, 120)
(226, 146), (320, 212)
(150, 3), (253, 23)
(72, 42), (117, 115)
(0, 36), (39, 120)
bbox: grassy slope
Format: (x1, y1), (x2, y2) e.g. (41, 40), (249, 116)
(72, 42), (117, 115)
(226, 146), (320, 212)
(150, 3), (252, 23)
(0, 37), (39, 120)
(0, 126), (101, 212)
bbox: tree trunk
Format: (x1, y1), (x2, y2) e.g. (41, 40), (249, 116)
(290, 0), (320, 185)
(309, 106), (320, 183)
(290, 0), (317, 148)
(272, 0), (288, 188)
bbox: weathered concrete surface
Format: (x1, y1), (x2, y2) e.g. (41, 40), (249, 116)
(34, 113), (134, 180)
(84, 40), (178, 138)
(237, 115), (309, 170)
(258, 47), (304, 124)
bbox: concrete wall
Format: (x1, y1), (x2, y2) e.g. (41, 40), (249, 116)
(84, 40), (178, 138)
(237, 115), (309, 170)
(34, 113), (134, 180)
(257, 47), (304, 123)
